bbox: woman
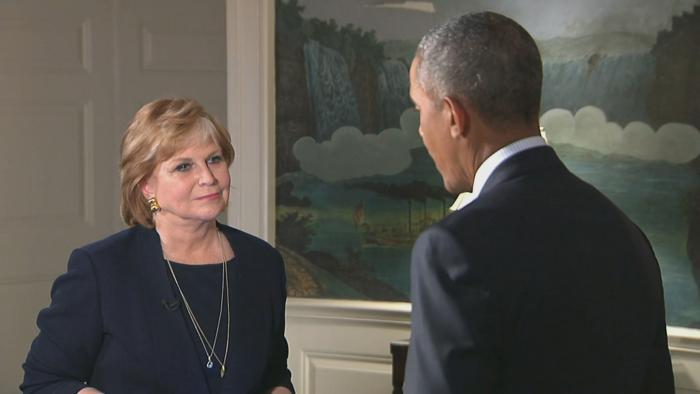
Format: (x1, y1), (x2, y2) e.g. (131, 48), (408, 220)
(21, 98), (294, 394)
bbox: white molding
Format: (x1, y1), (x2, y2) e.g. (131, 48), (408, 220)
(669, 326), (700, 354)
(287, 298), (410, 326)
(669, 328), (700, 391)
(302, 350), (392, 394)
(80, 18), (93, 72)
(303, 349), (393, 367)
(286, 300), (410, 394)
(81, 100), (95, 226)
(225, 0), (275, 241)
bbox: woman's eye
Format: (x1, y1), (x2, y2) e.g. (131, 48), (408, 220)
(174, 162), (192, 172)
(208, 155), (223, 164)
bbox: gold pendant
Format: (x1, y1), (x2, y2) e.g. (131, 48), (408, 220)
(220, 365), (225, 378)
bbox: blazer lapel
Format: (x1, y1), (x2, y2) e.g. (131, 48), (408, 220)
(134, 226), (210, 394)
(218, 224), (249, 390)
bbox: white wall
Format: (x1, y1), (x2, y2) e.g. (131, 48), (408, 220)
(226, 1), (700, 393)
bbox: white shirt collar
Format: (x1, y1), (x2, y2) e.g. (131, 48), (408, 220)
(452, 136), (547, 210)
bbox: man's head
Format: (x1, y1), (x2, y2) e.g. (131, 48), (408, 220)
(409, 12), (543, 193)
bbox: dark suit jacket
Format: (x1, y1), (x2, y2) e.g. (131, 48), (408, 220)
(405, 146), (674, 393)
(21, 224), (294, 394)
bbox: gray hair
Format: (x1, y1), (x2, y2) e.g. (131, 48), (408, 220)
(415, 12), (543, 125)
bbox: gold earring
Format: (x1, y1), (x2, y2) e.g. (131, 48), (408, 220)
(146, 197), (161, 213)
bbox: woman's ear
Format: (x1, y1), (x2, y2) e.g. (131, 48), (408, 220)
(443, 96), (470, 139)
(140, 177), (154, 199)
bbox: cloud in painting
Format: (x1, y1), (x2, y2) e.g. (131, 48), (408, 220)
(293, 109), (422, 182)
(541, 106), (700, 163)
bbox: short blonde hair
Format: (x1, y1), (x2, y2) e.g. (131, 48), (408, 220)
(120, 98), (235, 228)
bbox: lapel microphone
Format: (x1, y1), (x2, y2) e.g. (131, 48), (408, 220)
(161, 298), (181, 311)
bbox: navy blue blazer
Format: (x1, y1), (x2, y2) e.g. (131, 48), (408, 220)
(21, 224), (294, 394)
(405, 146), (674, 393)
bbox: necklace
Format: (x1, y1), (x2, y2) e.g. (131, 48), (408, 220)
(165, 230), (230, 378)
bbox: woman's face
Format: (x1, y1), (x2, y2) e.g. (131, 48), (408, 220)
(142, 136), (230, 227)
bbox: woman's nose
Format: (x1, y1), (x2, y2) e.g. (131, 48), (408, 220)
(197, 164), (218, 185)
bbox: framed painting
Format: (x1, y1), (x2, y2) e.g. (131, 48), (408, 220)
(273, 0), (700, 329)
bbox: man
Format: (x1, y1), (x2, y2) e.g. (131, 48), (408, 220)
(405, 12), (674, 393)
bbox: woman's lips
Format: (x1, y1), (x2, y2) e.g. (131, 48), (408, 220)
(196, 192), (221, 201)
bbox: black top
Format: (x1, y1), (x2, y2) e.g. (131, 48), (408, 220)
(167, 259), (236, 394)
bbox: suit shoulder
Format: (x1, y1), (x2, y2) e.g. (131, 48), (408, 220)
(73, 226), (150, 271)
(438, 202), (495, 236)
(413, 223), (465, 258)
(219, 224), (282, 265)
(78, 226), (142, 255)
(219, 224), (275, 251)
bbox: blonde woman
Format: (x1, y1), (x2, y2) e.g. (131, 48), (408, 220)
(21, 98), (294, 394)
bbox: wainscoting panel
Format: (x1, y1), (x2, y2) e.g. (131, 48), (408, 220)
(303, 351), (392, 394)
(285, 299), (410, 394)
(284, 303), (700, 394)
(670, 327), (700, 393)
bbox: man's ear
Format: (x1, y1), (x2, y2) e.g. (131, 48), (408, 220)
(443, 96), (469, 139)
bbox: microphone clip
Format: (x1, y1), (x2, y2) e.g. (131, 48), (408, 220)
(161, 298), (181, 311)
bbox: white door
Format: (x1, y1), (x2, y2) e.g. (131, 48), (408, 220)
(0, 0), (225, 391)
(0, 2), (116, 390)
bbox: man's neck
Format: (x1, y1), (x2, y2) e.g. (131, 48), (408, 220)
(467, 120), (540, 178)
